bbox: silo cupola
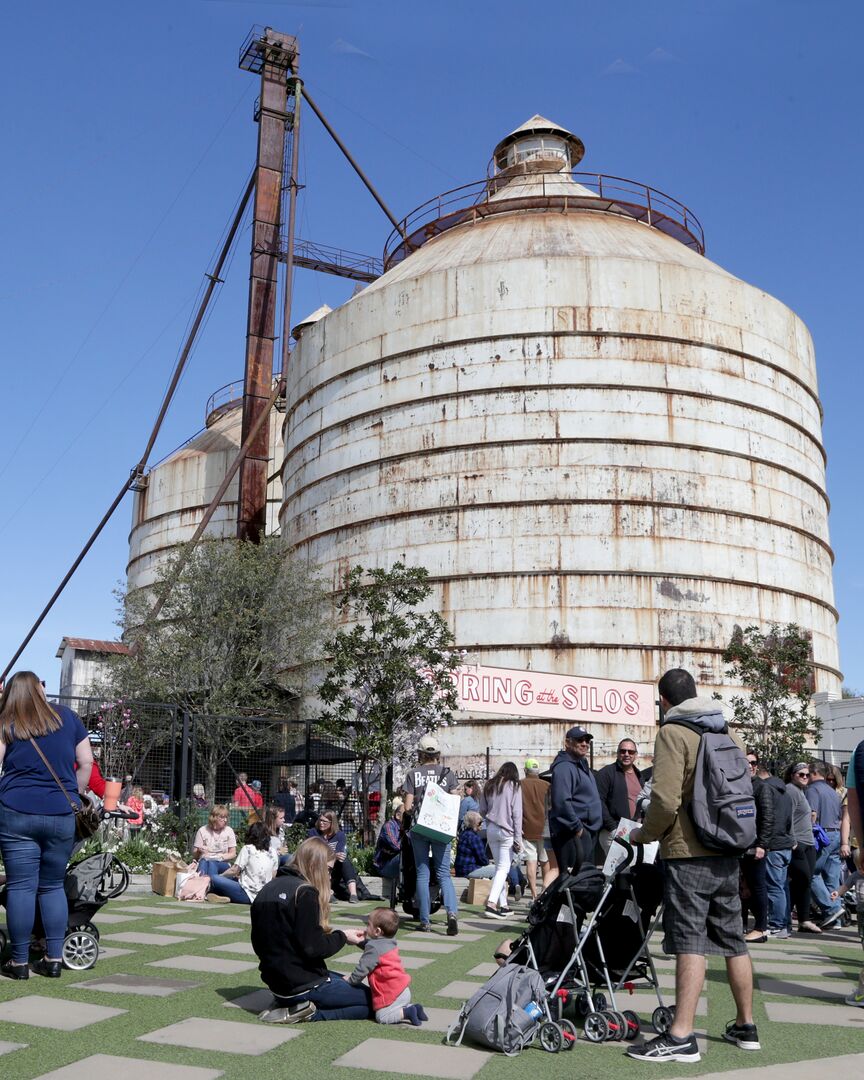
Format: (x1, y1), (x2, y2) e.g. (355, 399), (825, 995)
(491, 114), (585, 175)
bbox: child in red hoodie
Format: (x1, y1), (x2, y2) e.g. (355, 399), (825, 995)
(347, 907), (428, 1025)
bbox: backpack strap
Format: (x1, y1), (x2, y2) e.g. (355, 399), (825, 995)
(665, 717), (729, 737)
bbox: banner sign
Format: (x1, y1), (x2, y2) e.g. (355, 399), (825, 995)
(454, 664), (656, 726)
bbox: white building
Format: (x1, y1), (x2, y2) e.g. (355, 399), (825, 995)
(55, 637), (131, 700)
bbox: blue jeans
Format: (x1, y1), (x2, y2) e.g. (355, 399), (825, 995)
(206, 872), (250, 904)
(811, 832), (842, 915)
(288, 972), (372, 1021)
(197, 858), (230, 877)
(765, 848), (792, 929)
(410, 832), (458, 923)
(0, 805), (75, 963)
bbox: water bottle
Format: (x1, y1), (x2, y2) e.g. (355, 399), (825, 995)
(524, 1000), (543, 1021)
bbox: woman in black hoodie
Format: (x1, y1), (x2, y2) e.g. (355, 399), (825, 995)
(250, 837), (372, 1023)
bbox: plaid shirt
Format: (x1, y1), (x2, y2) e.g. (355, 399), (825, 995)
(454, 828), (489, 876)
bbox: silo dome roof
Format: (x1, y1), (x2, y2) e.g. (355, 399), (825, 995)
(292, 303), (332, 339)
(492, 114), (585, 168)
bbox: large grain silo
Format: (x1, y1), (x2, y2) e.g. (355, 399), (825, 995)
(279, 116), (840, 765)
(127, 382), (283, 593)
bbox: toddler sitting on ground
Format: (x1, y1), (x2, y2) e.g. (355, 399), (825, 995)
(346, 907), (428, 1025)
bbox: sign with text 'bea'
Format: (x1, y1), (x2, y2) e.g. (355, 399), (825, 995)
(454, 664), (656, 726)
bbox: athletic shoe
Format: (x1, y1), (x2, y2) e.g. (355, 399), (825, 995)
(767, 927), (789, 939)
(347, 894), (358, 904)
(820, 908), (844, 929)
(446, 912), (459, 936)
(258, 1001), (317, 1024)
(626, 1032), (701, 1063)
(722, 1020), (761, 1050)
(417, 922), (433, 932)
(483, 904), (507, 920)
(844, 990), (864, 1008)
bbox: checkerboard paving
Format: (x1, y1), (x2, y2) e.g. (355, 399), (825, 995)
(1, 889), (862, 1080)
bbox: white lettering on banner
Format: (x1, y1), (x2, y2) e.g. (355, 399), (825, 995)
(453, 664), (655, 726)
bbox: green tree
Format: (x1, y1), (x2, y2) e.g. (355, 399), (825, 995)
(103, 536), (328, 796)
(721, 622), (820, 771)
(317, 563), (463, 840)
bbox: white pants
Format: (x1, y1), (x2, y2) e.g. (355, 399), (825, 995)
(486, 822), (515, 907)
(376, 986), (411, 1024)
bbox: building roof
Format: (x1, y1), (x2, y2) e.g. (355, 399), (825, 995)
(55, 637), (132, 658)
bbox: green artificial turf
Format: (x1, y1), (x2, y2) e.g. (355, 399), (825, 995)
(0, 895), (862, 1080)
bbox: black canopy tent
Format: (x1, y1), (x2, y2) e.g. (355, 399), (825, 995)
(268, 731), (357, 795)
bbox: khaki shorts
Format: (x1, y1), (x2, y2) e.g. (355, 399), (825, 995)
(521, 838), (548, 864)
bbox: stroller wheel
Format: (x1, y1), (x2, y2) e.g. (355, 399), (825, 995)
(592, 992), (608, 1012)
(538, 1020), (564, 1053)
(652, 1005), (674, 1034)
(559, 1018), (577, 1050)
(622, 1009), (641, 1040)
(81, 922), (100, 941)
(62, 931), (99, 971)
(602, 1010), (626, 1041)
(575, 991), (591, 1016)
(583, 1011), (609, 1043)
(0, 928), (6, 952)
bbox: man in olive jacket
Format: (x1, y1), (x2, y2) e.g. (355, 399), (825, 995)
(627, 668), (759, 1064)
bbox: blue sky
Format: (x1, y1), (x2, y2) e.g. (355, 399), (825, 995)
(2, 1), (862, 693)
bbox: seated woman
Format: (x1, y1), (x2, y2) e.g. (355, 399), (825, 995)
(372, 801), (403, 901)
(308, 810), (359, 903)
(251, 837), (372, 1024)
(205, 822), (277, 904)
(264, 804), (291, 867)
(193, 804), (237, 874)
(454, 811), (493, 878)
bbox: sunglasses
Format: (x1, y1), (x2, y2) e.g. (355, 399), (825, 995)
(795, 771), (810, 778)
(619, 749), (636, 755)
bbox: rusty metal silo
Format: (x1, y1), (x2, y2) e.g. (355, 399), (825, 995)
(279, 116), (841, 717)
(127, 382), (283, 593)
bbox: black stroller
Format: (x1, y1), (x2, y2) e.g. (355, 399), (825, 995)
(389, 828), (443, 920)
(0, 851), (130, 971)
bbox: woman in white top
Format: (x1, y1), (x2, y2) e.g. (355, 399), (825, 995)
(478, 762), (523, 919)
(206, 823), (277, 904)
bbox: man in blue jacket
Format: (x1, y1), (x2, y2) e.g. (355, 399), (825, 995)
(548, 726), (602, 874)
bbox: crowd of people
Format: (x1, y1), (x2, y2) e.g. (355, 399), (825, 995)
(1, 664), (862, 1058)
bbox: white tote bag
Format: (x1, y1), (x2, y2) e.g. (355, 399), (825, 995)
(413, 782), (460, 844)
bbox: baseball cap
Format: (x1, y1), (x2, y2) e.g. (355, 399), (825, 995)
(418, 734), (439, 753)
(251, 780), (262, 790)
(565, 726), (593, 741)
(524, 758), (540, 771)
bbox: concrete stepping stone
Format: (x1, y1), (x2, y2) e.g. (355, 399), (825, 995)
(331, 952), (433, 971)
(32, 1054), (222, 1080)
(155, 922), (240, 936)
(101, 932), (195, 946)
(750, 961), (848, 977)
(209, 941), (257, 955)
(396, 1007), (459, 1034)
(763, 1002), (864, 1026)
(98, 946), (135, 960)
(747, 948), (827, 961)
(467, 963), (497, 978)
(148, 954), (257, 974)
(0, 1042), (27, 1057)
(397, 940), (463, 954)
(110, 905), (169, 915)
(0, 995), (125, 1030)
(757, 977), (847, 1000)
(70, 973), (201, 996)
(334, 1036), (490, 1079)
(139, 1016), (300, 1054)
(403, 931), (483, 943)
(691, 1053), (864, 1079)
(620, 992), (706, 1016)
(435, 980), (485, 1000)
(223, 988), (274, 1013)
(91, 913), (142, 925)
(203, 913), (251, 924)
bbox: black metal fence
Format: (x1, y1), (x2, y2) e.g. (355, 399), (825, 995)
(51, 696), (361, 810)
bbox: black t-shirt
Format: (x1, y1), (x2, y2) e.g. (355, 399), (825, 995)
(403, 763), (458, 802)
